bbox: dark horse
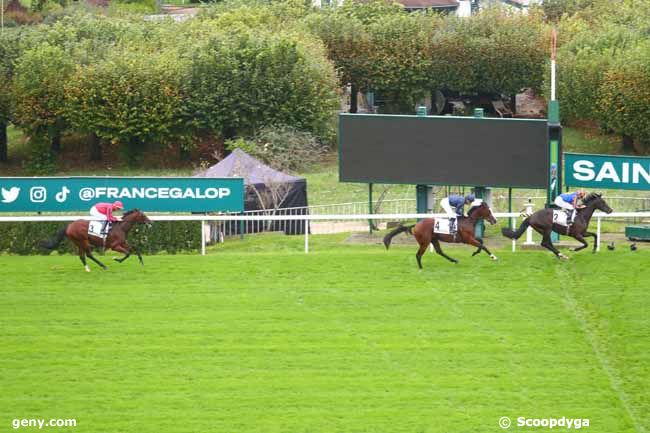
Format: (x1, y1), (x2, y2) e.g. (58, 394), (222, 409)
(501, 193), (613, 259)
(383, 202), (498, 268)
(42, 209), (152, 271)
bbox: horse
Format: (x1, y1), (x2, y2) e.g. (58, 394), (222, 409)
(42, 209), (152, 271)
(501, 192), (613, 259)
(383, 202), (498, 269)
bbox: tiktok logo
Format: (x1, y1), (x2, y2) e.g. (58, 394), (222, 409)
(55, 186), (71, 203)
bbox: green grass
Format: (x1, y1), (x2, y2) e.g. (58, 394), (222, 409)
(1, 238), (648, 433)
(564, 126), (621, 155)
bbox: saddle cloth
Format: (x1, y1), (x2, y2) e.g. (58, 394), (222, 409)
(434, 218), (456, 235)
(88, 221), (107, 239)
(552, 209), (570, 227)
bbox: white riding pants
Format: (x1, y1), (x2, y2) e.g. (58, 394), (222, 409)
(554, 196), (574, 211)
(440, 198), (456, 218)
(89, 206), (107, 221)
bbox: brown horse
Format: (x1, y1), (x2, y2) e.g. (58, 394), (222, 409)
(42, 209), (152, 271)
(502, 192), (612, 259)
(383, 202), (498, 268)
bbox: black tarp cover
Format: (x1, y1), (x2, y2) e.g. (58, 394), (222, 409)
(194, 149), (308, 234)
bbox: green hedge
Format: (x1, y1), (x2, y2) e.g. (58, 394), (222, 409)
(0, 221), (201, 255)
(599, 42), (650, 153)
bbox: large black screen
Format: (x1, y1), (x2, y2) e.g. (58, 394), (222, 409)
(339, 114), (549, 188)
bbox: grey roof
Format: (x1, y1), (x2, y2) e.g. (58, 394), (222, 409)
(194, 148), (304, 185)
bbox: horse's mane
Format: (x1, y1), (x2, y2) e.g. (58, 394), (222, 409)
(122, 209), (140, 217)
(583, 193), (601, 204)
(467, 203), (484, 216)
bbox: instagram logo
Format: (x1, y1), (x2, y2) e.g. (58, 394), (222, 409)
(29, 187), (47, 203)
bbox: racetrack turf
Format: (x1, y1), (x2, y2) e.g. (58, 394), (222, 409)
(1, 241), (648, 433)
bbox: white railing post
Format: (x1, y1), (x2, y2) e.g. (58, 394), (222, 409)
(596, 216), (601, 252)
(511, 215), (516, 252)
(524, 200), (535, 245)
(304, 218), (309, 253)
(201, 220), (206, 256)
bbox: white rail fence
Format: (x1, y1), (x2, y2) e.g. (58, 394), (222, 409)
(1, 212), (648, 255)
(234, 196), (650, 237)
(271, 196), (650, 216)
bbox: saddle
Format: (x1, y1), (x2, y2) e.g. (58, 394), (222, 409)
(552, 209), (572, 227)
(433, 217), (461, 241)
(88, 221), (112, 240)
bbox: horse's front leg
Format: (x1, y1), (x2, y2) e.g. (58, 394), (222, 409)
(569, 233), (589, 252)
(465, 237), (497, 261)
(111, 244), (131, 263)
(583, 231), (598, 253)
(541, 232), (568, 260)
(432, 238), (458, 264)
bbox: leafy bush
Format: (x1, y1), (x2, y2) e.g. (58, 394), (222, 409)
(431, 8), (547, 97)
(310, 4), (547, 113)
(554, 1), (650, 140)
(225, 125), (326, 172)
(12, 42), (74, 141)
(0, 221), (201, 255)
(599, 42), (650, 153)
(184, 29), (339, 140)
(538, 0), (595, 22)
(22, 137), (57, 174)
(64, 46), (189, 165)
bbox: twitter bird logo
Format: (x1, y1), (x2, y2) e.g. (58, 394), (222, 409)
(1, 187), (21, 203)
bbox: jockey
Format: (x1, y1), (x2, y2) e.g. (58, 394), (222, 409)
(440, 193), (475, 232)
(554, 190), (586, 224)
(90, 201), (124, 234)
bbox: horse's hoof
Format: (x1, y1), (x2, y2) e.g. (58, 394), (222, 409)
(490, 255), (498, 261)
(559, 253), (570, 260)
(84, 265), (90, 273)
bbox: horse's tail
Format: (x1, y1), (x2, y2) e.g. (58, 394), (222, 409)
(383, 224), (415, 249)
(501, 218), (530, 240)
(41, 227), (67, 250)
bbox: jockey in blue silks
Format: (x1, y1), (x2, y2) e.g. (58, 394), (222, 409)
(554, 190), (586, 224)
(440, 193), (475, 232)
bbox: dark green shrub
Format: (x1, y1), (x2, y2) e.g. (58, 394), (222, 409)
(0, 221), (201, 255)
(22, 137), (57, 174)
(184, 30), (339, 140)
(599, 42), (650, 154)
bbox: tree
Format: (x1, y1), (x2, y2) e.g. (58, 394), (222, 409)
(599, 42), (650, 154)
(184, 29), (339, 141)
(12, 43), (74, 154)
(65, 47), (188, 165)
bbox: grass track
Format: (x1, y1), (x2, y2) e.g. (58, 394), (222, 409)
(0, 243), (648, 433)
